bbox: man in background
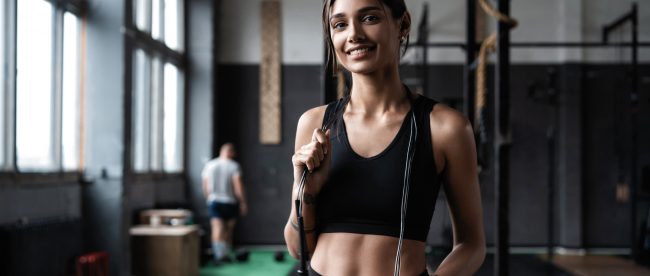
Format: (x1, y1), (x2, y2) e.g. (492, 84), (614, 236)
(202, 143), (248, 264)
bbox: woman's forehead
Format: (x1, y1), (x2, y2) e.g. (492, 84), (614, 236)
(330, 0), (386, 17)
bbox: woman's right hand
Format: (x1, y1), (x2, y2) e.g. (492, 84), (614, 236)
(292, 128), (331, 195)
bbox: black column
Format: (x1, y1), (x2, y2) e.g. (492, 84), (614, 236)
(630, 2), (639, 262)
(464, 0), (476, 122)
(494, 0), (511, 275)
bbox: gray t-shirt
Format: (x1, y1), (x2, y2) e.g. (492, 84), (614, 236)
(202, 158), (241, 204)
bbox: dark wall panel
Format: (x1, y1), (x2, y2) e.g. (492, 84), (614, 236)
(216, 65), (321, 244)
(0, 219), (82, 276)
(82, 179), (125, 275)
(583, 65), (650, 248)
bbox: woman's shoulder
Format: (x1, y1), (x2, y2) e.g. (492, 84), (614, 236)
(428, 101), (473, 141)
(296, 104), (329, 131)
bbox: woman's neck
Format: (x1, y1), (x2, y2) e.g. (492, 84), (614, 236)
(348, 67), (409, 115)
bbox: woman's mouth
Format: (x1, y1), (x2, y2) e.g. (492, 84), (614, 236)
(347, 46), (376, 57)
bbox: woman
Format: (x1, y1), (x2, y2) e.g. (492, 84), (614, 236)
(284, 0), (485, 275)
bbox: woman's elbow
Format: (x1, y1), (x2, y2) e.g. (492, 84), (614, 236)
(475, 243), (486, 266)
(284, 223), (300, 259)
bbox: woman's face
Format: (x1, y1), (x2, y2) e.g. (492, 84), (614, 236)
(328, 0), (403, 75)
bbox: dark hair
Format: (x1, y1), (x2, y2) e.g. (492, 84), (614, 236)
(321, 0), (410, 76)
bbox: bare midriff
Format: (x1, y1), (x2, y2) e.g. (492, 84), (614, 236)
(310, 232), (428, 276)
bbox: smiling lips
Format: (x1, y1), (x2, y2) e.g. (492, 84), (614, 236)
(346, 46), (376, 57)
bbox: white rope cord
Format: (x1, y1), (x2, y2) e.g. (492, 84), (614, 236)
(394, 111), (417, 276)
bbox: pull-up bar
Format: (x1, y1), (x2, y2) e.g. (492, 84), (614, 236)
(412, 41), (650, 49)
(603, 5), (637, 44)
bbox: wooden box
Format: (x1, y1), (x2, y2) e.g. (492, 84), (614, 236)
(139, 209), (193, 226)
(130, 225), (199, 276)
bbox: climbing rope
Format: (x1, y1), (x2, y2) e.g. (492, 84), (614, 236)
(475, 0), (518, 127)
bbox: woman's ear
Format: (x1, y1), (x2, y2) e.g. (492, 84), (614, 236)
(399, 12), (412, 37)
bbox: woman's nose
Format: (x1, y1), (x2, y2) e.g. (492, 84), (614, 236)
(347, 21), (365, 42)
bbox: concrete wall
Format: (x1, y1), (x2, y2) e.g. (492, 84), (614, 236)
(83, 0), (128, 274)
(187, 0), (216, 219)
(0, 184), (81, 225)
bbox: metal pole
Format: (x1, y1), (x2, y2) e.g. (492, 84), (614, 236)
(494, 0), (511, 275)
(547, 75), (557, 262)
(630, 2), (639, 263)
(464, 0), (476, 122)
(547, 113), (556, 260)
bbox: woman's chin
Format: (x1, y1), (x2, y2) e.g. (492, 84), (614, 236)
(343, 63), (378, 75)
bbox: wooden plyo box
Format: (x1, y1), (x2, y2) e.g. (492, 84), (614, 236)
(139, 209), (193, 226)
(130, 225), (199, 276)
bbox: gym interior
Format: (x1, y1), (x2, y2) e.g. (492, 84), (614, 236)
(1, 0), (649, 275)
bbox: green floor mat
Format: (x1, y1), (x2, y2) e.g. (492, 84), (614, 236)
(200, 250), (297, 276)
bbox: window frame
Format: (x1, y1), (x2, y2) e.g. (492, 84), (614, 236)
(124, 0), (188, 178)
(1, 0), (17, 172)
(0, 0), (85, 179)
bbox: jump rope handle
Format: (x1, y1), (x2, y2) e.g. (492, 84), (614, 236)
(295, 198), (309, 275)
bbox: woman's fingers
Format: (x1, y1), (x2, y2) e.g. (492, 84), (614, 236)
(312, 129), (329, 155)
(293, 128), (332, 171)
(305, 157), (315, 172)
(324, 129), (331, 155)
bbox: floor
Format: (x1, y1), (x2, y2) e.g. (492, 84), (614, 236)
(199, 248), (650, 276)
(545, 255), (650, 276)
(200, 249), (297, 276)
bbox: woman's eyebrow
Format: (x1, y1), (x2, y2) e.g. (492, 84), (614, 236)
(330, 6), (382, 21)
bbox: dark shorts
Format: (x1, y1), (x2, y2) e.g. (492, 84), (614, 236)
(208, 201), (239, 220)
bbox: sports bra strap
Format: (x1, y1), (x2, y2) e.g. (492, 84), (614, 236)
(322, 98), (343, 130)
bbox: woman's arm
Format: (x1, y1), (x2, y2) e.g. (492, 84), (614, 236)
(284, 106), (330, 259)
(431, 106), (486, 275)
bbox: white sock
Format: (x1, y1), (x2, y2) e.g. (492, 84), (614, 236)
(212, 242), (226, 260)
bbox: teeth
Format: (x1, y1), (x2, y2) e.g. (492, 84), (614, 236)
(350, 48), (370, 55)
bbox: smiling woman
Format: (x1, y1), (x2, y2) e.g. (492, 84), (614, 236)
(284, 0), (486, 275)
(324, 0), (409, 75)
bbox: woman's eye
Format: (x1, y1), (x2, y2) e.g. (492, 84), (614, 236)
(363, 15), (379, 22)
(333, 22), (347, 30)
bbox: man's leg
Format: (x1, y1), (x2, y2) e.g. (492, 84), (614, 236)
(211, 218), (228, 261)
(224, 219), (237, 250)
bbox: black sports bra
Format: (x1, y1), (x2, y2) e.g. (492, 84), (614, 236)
(316, 95), (443, 242)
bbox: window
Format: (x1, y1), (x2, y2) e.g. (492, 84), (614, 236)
(163, 62), (183, 172)
(0, 0), (16, 172)
(62, 12), (80, 171)
(130, 0), (185, 173)
(2, 0), (83, 172)
(16, 0), (54, 170)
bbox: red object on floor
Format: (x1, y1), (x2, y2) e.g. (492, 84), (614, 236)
(76, 251), (109, 276)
